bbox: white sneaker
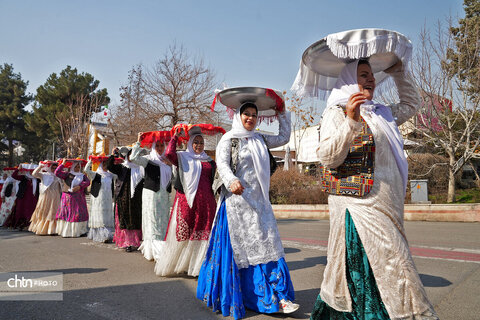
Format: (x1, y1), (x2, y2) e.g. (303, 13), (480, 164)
(279, 299), (300, 313)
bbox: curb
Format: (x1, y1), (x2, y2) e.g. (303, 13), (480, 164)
(273, 203), (480, 222)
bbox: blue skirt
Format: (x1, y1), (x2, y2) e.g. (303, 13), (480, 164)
(310, 209), (390, 320)
(196, 200), (295, 319)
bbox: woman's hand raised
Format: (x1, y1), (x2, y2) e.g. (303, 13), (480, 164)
(346, 92), (366, 122)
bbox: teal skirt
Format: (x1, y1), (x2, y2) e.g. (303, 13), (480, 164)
(310, 209), (391, 320)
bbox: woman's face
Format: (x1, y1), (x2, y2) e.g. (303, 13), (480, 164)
(357, 63), (376, 100)
(192, 135), (205, 154)
(155, 143), (165, 155)
(241, 107), (258, 131)
(51, 164), (58, 172)
(73, 163), (81, 172)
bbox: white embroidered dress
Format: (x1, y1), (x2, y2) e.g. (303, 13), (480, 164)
(130, 142), (171, 261)
(216, 112), (291, 268)
(317, 71), (437, 319)
(85, 161), (116, 242)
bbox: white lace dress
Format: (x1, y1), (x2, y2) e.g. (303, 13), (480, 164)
(317, 71), (438, 319)
(215, 112), (291, 268)
(85, 161), (116, 242)
(130, 143), (171, 261)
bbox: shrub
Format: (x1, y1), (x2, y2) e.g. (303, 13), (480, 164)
(270, 168), (328, 204)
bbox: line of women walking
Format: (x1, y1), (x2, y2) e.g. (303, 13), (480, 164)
(0, 28), (440, 320)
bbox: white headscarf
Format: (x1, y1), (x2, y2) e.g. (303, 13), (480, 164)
(122, 152), (144, 198)
(219, 106), (271, 203)
(149, 142), (172, 191)
(69, 162), (85, 192)
(96, 161), (114, 188)
(40, 164), (56, 193)
(326, 60), (408, 194)
(177, 134), (210, 208)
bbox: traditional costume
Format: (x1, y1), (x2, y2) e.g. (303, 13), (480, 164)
(197, 88), (297, 319)
(154, 124), (223, 276)
(85, 157), (117, 242)
(130, 131), (172, 260)
(55, 160), (90, 237)
(28, 161), (62, 235)
(106, 148), (143, 251)
(0, 168), (19, 227)
(292, 29), (438, 319)
(4, 164), (39, 230)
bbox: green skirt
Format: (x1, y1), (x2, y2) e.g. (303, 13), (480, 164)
(310, 209), (390, 320)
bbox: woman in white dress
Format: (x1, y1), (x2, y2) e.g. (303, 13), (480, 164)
(310, 59), (438, 319)
(85, 157), (116, 242)
(130, 132), (172, 261)
(197, 88), (298, 319)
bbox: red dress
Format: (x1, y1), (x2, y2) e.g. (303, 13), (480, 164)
(153, 136), (217, 277)
(3, 170), (39, 229)
(165, 136), (217, 241)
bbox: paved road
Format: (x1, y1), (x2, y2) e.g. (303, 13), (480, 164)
(0, 220), (479, 320)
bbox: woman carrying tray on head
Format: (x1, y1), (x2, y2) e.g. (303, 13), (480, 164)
(292, 29), (438, 319)
(29, 161), (62, 235)
(106, 146), (144, 252)
(4, 163), (39, 230)
(85, 156), (117, 243)
(197, 87), (298, 319)
(55, 159), (90, 237)
(154, 124), (223, 276)
(129, 131), (172, 261)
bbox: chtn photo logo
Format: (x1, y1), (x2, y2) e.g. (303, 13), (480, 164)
(7, 274), (33, 288)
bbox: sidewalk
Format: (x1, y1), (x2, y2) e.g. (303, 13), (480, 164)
(273, 203), (480, 222)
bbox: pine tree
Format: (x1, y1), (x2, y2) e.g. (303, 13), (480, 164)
(0, 63), (33, 166)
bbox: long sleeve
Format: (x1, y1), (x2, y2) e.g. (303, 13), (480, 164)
(106, 155), (123, 176)
(0, 180), (7, 197)
(215, 138), (238, 190)
(54, 164), (69, 180)
(165, 136), (179, 166)
(317, 107), (363, 169)
(130, 142), (150, 167)
(387, 71), (421, 126)
(262, 111), (292, 148)
(11, 169), (25, 182)
(84, 160), (96, 181)
(32, 165), (44, 180)
(79, 175), (90, 191)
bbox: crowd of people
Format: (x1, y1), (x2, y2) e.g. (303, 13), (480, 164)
(0, 29), (440, 319)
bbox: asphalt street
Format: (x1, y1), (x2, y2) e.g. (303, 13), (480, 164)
(0, 219), (479, 320)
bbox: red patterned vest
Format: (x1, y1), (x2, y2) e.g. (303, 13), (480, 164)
(319, 107), (375, 197)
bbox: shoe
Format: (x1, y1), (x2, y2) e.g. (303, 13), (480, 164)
(125, 246), (133, 252)
(279, 299), (299, 314)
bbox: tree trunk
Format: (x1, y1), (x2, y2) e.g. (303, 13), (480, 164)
(447, 154), (456, 202)
(8, 139), (14, 167)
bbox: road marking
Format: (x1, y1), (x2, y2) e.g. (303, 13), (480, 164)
(282, 237), (480, 264)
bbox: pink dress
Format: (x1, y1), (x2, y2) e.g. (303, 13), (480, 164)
(54, 164), (90, 237)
